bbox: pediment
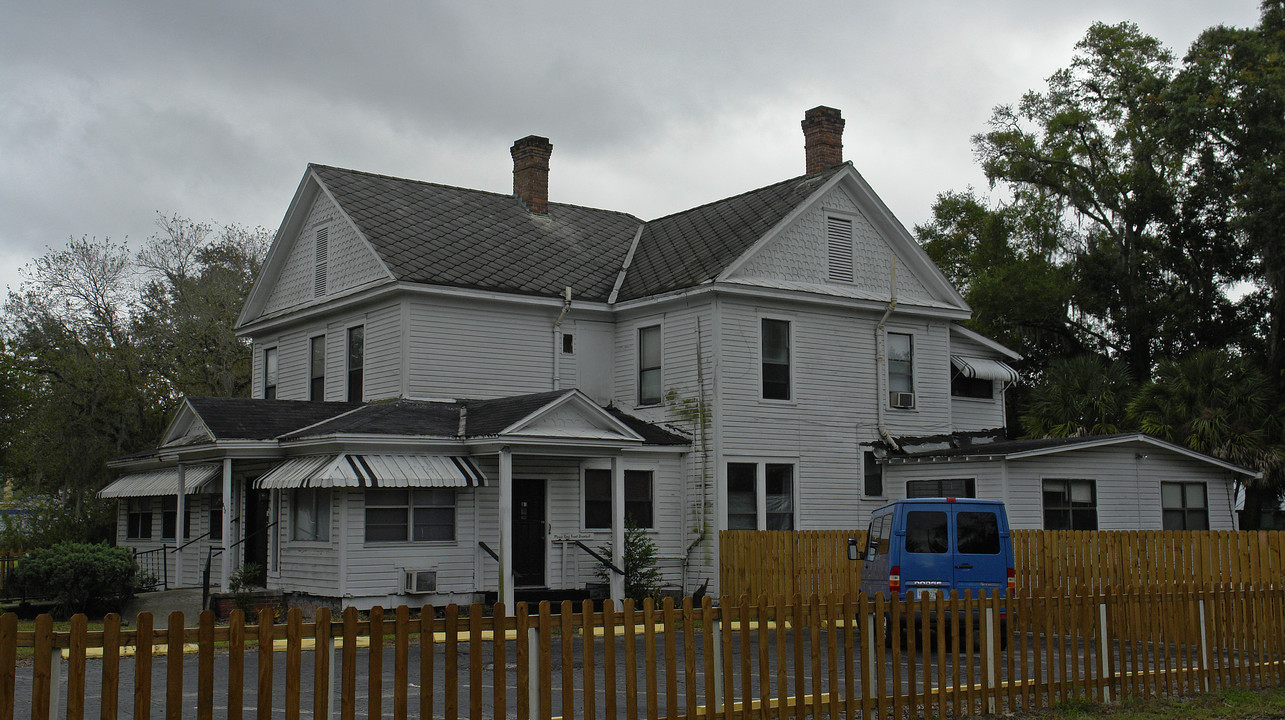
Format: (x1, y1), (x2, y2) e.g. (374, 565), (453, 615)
(721, 169), (969, 313)
(160, 400), (215, 447)
(502, 391), (645, 442)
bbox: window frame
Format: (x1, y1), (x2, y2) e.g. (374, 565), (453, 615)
(1162, 481), (1209, 530)
(126, 499), (153, 540)
(886, 331), (914, 406)
(760, 317), (793, 401)
(725, 459), (797, 531)
(862, 450), (884, 498)
(950, 369), (994, 399)
(263, 346), (279, 400)
(363, 487), (456, 544)
(160, 497), (177, 540)
(1042, 478), (1098, 530)
(582, 467), (656, 530)
(309, 334), (326, 402)
(346, 325), (365, 403)
(637, 324), (662, 406)
(291, 488), (332, 543)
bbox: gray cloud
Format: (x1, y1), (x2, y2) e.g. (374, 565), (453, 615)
(0, 0), (1262, 296)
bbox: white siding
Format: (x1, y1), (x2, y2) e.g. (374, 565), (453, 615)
(404, 296), (555, 399)
(947, 332), (1008, 431)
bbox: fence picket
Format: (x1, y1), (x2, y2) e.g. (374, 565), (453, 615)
(494, 602), (507, 720)
(228, 611), (244, 720)
(197, 610), (214, 720)
(314, 607), (332, 720)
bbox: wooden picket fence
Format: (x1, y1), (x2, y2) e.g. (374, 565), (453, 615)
(720, 530), (1285, 600)
(3, 585), (1284, 720)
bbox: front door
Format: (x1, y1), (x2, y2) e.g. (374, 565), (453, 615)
(512, 479), (546, 587)
(243, 484), (270, 585)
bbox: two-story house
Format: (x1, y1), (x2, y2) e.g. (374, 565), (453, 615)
(105, 107), (1255, 609)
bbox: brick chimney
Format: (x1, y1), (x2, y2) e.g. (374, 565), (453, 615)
(511, 135), (553, 214)
(802, 106), (845, 174)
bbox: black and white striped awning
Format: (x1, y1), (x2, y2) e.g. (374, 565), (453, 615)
(254, 454), (487, 489)
(950, 355), (1019, 383)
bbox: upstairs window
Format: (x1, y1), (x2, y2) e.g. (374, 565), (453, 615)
(638, 325), (662, 406)
(1162, 482), (1208, 530)
(263, 347), (278, 400)
(951, 371), (994, 399)
(584, 469), (655, 529)
(1043, 479), (1098, 530)
(827, 216), (854, 282)
(761, 319), (791, 400)
(887, 332), (913, 407)
(309, 335), (326, 402)
(347, 326), (364, 403)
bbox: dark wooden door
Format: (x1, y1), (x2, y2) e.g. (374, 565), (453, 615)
(512, 479), (546, 587)
(243, 485), (270, 584)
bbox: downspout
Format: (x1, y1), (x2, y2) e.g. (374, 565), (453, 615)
(552, 287), (572, 390)
(875, 258), (900, 453)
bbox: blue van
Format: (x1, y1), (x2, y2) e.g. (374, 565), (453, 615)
(858, 497), (1014, 642)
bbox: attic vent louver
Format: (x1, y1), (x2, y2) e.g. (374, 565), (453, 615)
(827, 216), (854, 282)
(314, 226), (328, 297)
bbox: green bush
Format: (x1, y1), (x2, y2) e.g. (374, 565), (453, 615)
(9, 542), (138, 616)
(596, 521), (665, 603)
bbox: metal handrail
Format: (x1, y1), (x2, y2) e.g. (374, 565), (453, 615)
(573, 540), (624, 576)
(224, 520), (279, 551)
(478, 541), (499, 562)
(172, 528), (214, 553)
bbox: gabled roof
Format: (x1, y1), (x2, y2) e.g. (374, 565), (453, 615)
(310, 164), (642, 301)
(616, 165), (846, 301)
(888, 432), (1259, 478)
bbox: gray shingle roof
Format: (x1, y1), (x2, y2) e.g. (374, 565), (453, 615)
(311, 164), (642, 301)
(616, 165), (846, 301)
(184, 397), (364, 440)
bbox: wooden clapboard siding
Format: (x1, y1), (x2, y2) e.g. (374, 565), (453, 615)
(946, 330), (1009, 431)
(274, 489), (341, 593)
(10, 585), (1283, 720)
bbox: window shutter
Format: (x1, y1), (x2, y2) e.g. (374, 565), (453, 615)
(827, 216), (853, 282)
(314, 227), (329, 297)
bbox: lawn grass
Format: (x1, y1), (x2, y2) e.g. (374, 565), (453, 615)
(1029, 687), (1285, 720)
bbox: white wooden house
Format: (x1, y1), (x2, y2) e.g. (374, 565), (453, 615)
(104, 107), (1257, 609)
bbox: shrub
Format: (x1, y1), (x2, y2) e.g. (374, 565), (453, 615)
(9, 542), (138, 616)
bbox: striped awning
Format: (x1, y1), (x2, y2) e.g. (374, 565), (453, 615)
(254, 454), (487, 490)
(950, 355), (1019, 383)
(99, 464), (221, 498)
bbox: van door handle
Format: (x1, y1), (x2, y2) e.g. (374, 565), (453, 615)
(955, 563), (973, 570)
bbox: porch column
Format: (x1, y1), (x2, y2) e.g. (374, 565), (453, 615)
(499, 446), (514, 607)
(220, 458), (233, 592)
(175, 464), (186, 587)
(611, 456), (625, 602)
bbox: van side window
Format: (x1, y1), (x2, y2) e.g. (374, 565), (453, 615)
(957, 511), (1001, 554)
(877, 515), (892, 554)
(905, 511), (948, 553)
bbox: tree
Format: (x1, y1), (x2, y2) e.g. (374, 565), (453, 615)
(975, 22), (1245, 380)
(1170, 1), (1285, 390)
(1128, 350), (1284, 528)
(1021, 355), (1137, 438)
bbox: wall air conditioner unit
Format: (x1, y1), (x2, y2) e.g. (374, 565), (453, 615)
(889, 391), (916, 409)
(402, 569), (437, 594)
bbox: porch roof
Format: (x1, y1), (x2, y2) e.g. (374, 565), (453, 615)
(99, 464), (221, 498)
(254, 454), (487, 489)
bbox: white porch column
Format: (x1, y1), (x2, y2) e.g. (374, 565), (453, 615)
(220, 458), (233, 592)
(498, 446), (514, 608)
(611, 456), (625, 602)
(175, 464), (186, 587)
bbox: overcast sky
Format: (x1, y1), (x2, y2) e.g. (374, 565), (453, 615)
(0, 1), (1264, 298)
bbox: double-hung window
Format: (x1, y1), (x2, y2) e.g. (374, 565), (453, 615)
(1162, 482), (1209, 530)
(584, 469), (655, 529)
(364, 488), (455, 542)
(292, 489), (331, 541)
(309, 335), (325, 402)
(761, 319), (791, 400)
(126, 499), (153, 540)
(263, 347), (278, 400)
(727, 461), (795, 530)
(347, 326), (364, 403)
(638, 325), (662, 406)
(160, 497), (177, 540)
(863, 450), (884, 497)
(1043, 479), (1098, 530)
(887, 332), (913, 406)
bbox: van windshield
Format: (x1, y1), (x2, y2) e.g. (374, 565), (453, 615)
(905, 511), (948, 553)
(957, 511), (1000, 554)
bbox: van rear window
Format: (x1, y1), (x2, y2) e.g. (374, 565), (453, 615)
(957, 511), (1001, 554)
(905, 511), (948, 553)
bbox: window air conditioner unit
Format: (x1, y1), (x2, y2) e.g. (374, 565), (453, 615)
(889, 391), (916, 409)
(402, 569), (437, 594)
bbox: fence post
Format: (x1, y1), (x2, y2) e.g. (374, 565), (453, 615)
(527, 627), (539, 716)
(985, 604), (996, 714)
(1098, 602), (1112, 703)
(711, 616), (724, 713)
(1198, 597), (1210, 692)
